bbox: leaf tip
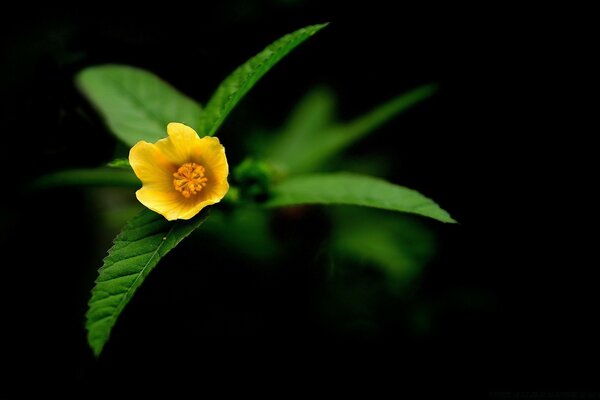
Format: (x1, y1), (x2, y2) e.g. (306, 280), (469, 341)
(429, 207), (457, 224)
(307, 22), (330, 35)
(444, 215), (458, 224)
(408, 83), (438, 101)
(88, 335), (105, 358)
(92, 347), (103, 359)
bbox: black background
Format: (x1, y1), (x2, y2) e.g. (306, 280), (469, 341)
(0, 1), (593, 395)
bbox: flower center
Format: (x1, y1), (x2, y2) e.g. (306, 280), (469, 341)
(173, 162), (208, 198)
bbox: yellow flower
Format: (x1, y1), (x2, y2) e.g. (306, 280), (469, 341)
(129, 122), (229, 221)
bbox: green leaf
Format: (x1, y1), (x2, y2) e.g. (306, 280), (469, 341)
(201, 207), (279, 261)
(31, 168), (139, 189)
(86, 209), (209, 356)
(280, 84), (437, 174)
(267, 86), (336, 168)
(200, 23), (328, 136)
(107, 158), (131, 169)
(76, 65), (203, 146)
(331, 208), (434, 287)
(266, 173), (456, 223)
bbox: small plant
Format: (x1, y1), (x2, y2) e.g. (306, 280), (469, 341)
(36, 23), (455, 356)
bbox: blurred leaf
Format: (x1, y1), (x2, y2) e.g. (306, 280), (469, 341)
(201, 207), (279, 261)
(276, 84), (437, 174)
(199, 23), (328, 136)
(267, 86), (336, 165)
(266, 173), (455, 223)
(334, 154), (393, 177)
(32, 168), (139, 189)
(234, 158), (275, 201)
(107, 158), (131, 169)
(86, 209), (209, 357)
(76, 65), (202, 146)
(331, 208), (434, 287)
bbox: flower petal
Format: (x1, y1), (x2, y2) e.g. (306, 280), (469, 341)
(178, 198), (222, 220)
(136, 187), (188, 221)
(190, 136), (229, 184)
(136, 187), (222, 221)
(204, 179), (230, 205)
(154, 123), (201, 165)
(129, 141), (175, 190)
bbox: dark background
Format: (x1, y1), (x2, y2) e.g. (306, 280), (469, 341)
(0, 1), (593, 395)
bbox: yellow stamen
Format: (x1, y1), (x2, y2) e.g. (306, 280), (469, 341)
(173, 162), (208, 198)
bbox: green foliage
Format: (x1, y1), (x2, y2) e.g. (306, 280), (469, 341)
(86, 209), (209, 356)
(267, 87), (336, 166)
(199, 24), (328, 136)
(233, 158), (275, 200)
(201, 207), (279, 261)
(32, 168), (139, 189)
(266, 173), (456, 223)
(107, 158), (132, 169)
(77, 65), (202, 146)
(331, 208), (435, 288)
(268, 84), (437, 174)
(62, 23), (456, 356)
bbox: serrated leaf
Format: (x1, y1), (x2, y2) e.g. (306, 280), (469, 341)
(76, 65), (202, 146)
(200, 23), (328, 136)
(266, 173), (456, 223)
(267, 86), (336, 167)
(86, 209), (209, 356)
(32, 168), (139, 189)
(284, 84), (437, 174)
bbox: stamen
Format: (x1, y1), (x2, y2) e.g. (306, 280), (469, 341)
(173, 162), (208, 198)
